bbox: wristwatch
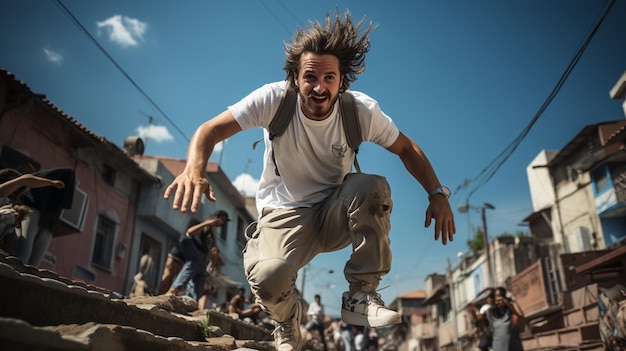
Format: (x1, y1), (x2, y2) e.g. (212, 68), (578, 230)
(428, 186), (451, 201)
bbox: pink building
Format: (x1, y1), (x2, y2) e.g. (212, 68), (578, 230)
(0, 67), (159, 294)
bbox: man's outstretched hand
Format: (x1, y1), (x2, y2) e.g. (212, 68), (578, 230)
(424, 196), (456, 245)
(164, 171), (216, 213)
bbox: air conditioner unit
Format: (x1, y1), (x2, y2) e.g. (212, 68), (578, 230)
(59, 187), (89, 231)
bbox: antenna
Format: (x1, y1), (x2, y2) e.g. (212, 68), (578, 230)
(139, 111), (154, 149)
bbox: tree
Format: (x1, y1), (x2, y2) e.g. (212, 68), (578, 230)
(467, 228), (528, 253)
(495, 230), (528, 240)
(466, 225), (485, 254)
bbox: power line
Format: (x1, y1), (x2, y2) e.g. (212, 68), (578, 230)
(258, 0), (295, 35)
(273, 0), (305, 27)
(455, 0), (616, 205)
(53, 0), (190, 143)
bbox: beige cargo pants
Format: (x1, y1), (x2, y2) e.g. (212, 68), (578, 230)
(243, 173), (393, 323)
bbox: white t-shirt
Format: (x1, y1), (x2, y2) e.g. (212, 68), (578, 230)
(307, 301), (325, 324)
(354, 333), (366, 350)
(229, 81), (400, 215)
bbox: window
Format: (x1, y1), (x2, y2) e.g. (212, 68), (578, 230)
(609, 162), (626, 202)
(92, 215), (116, 269)
(59, 187), (89, 231)
(237, 216), (246, 247)
(592, 166), (608, 193)
(440, 299), (451, 322)
(219, 222), (228, 241)
(102, 164), (116, 186)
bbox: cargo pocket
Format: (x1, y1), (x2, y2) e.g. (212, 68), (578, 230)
(242, 221), (260, 275)
(245, 221), (258, 240)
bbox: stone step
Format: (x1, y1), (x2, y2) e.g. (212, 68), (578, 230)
(0, 252), (273, 350)
(0, 317), (276, 350)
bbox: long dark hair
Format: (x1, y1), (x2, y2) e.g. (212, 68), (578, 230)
(283, 9), (374, 92)
(491, 286), (510, 318)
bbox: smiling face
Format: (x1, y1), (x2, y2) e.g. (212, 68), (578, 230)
(295, 52), (343, 120)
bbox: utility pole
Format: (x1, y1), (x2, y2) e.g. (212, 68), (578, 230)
(459, 202), (495, 288)
(447, 258), (459, 349)
(481, 206), (494, 287)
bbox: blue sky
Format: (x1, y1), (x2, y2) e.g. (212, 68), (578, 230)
(2, 0), (625, 316)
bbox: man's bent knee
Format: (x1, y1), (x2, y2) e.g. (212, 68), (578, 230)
(345, 174), (391, 202)
(247, 258), (297, 305)
(345, 173), (389, 191)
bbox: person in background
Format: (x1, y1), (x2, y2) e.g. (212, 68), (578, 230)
(12, 167), (74, 266)
(408, 338), (420, 351)
(326, 318), (343, 351)
(167, 210), (229, 301)
(164, 9), (455, 350)
(129, 254), (154, 297)
(305, 294), (328, 351)
(487, 287), (524, 351)
(353, 325), (366, 351)
(475, 289), (495, 351)
(0, 169), (65, 199)
(157, 224), (190, 295)
(341, 319), (355, 351)
(228, 287), (248, 314)
(229, 287), (263, 324)
(367, 327), (378, 350)
(198, 245), (224, 310)
(0, 169), (65, 252)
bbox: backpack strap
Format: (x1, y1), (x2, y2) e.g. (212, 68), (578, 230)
(338, 91), (362, 173)
(265, 84), (363, 175)
(268, 84), (298, 141)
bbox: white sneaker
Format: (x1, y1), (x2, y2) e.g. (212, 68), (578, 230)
(341, 291), (401, 327)
(272, 301), (303, 351)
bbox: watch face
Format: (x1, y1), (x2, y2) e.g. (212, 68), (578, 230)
(441, 186), (451, 197)
(429, 186), (451, 200)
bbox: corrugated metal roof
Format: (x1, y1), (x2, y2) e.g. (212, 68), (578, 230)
(607, 124), (626, 145)
(548, 120), (626, 168)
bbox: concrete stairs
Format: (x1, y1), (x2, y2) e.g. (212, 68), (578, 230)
(0, 252), (274, 350)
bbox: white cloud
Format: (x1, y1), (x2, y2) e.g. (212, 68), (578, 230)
(97, 15), (147, 48)
(137, 125), (173, 142)
(214, 140), (225, 153)
(43, 48), (63, 64)
(232, 173), (259, 197)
